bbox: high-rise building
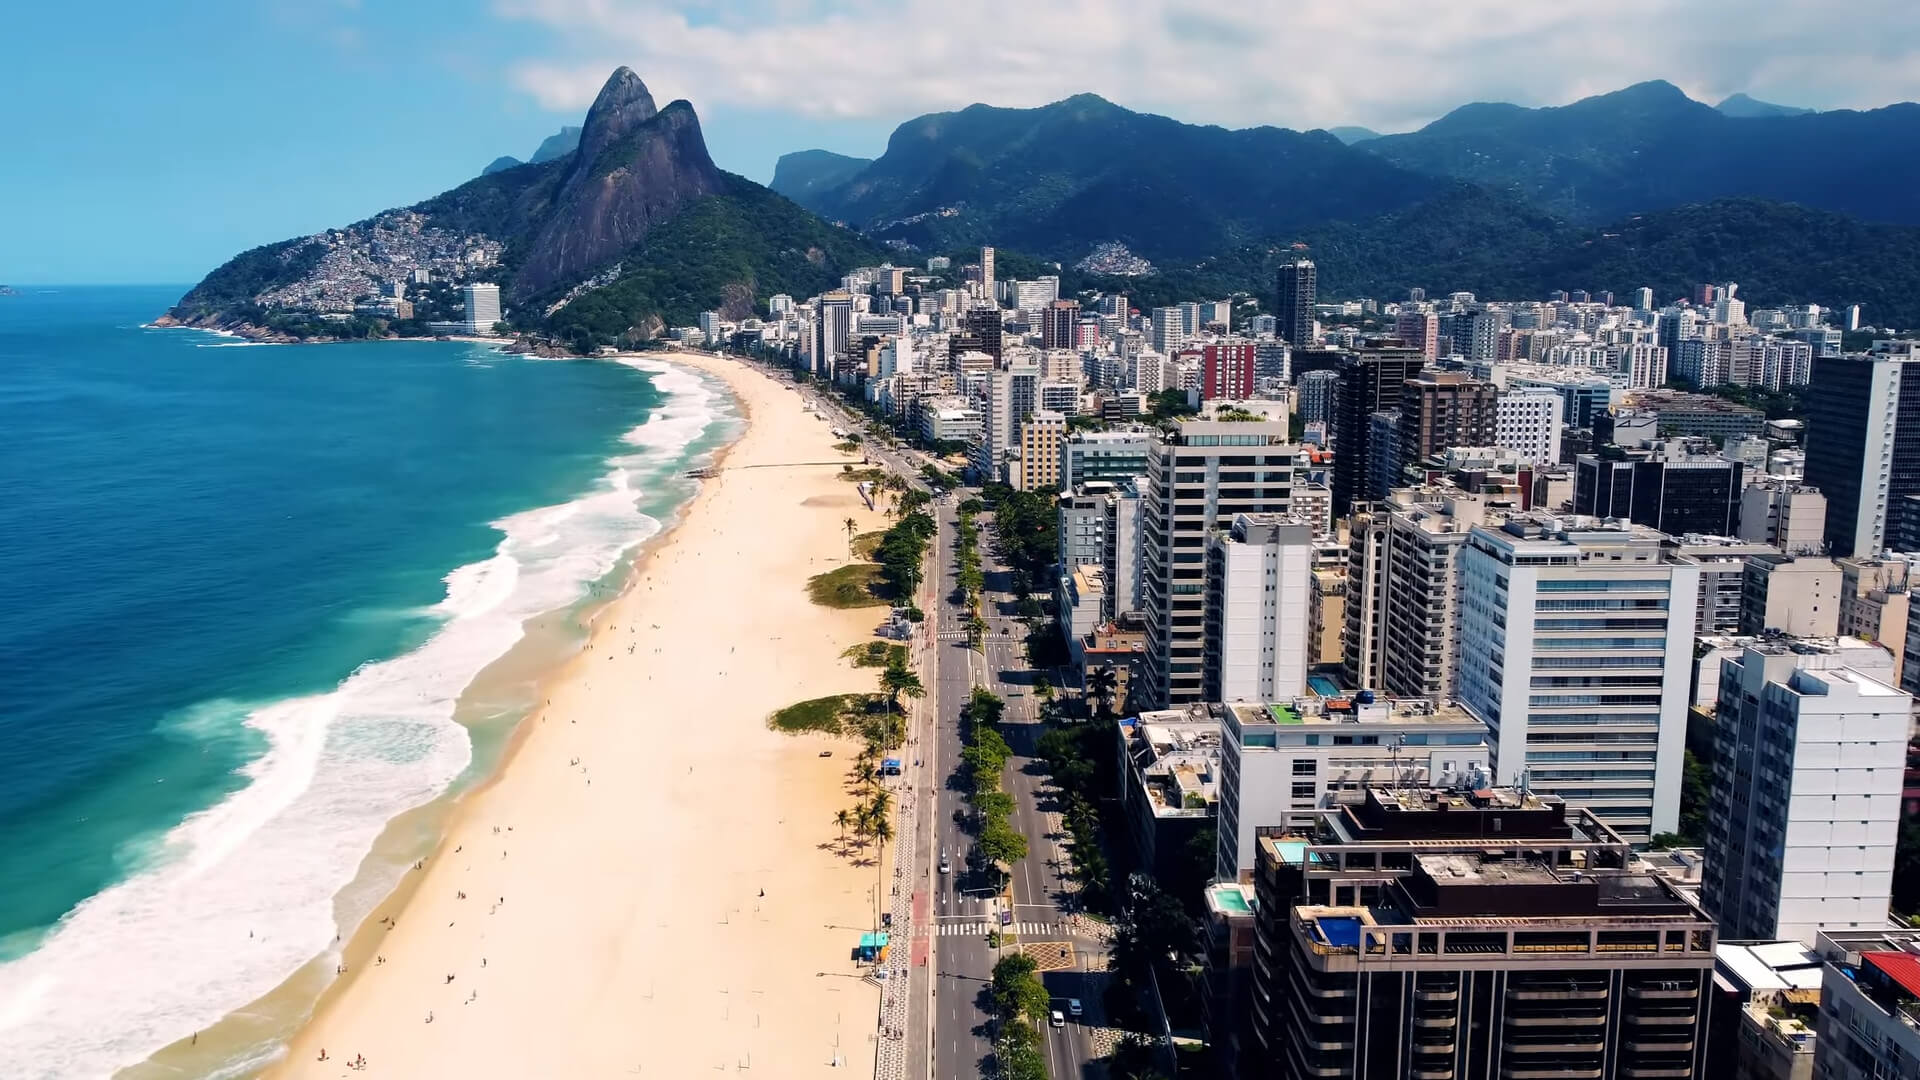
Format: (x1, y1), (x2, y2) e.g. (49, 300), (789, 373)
(1212, 698), (1491, 883)
(1040, 299), (1078, 350)
(1392, 309), (1440, 361)
(961, 306), (1004, 363)
(1739, 554), (1842, 637)
(1634, 286), (1656, 311)
(1294, 369), (1338, 430)
(1397, 371), (1498, 476)
(1140, 420), (1310, 705)
(462, 283), (502, 334)
(1150, 306), (1187, 355)
(1738, 480), (1828, 554)
(1203, 515), (1313, 704)
(1331, 345), (1427, 513)
(1059, 427), (1152, 493)
(1574, 449), (1745, 537)
(1494, 387), (1564, 464)
(813, 292), (853, 378)
(1275, 260), (1316, 348)
(1703, 642), (1908, 944)
(1343, 486), (1510, 700)
(972, 364), (1038, 480)
(1201, 341), (1257, 401)
(1804, 348), (1920, 557)
(979, 246), (995, 293)
(1665, 535), (1782, 632)
(1247, 787), (1716, 1080)
(1457, 515), (1701, 841)
(1015, 410), (1067, 493)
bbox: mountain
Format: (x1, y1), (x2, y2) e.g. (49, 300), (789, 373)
(769, 150), (874, 203)
(1361, 80), (1920, 223)
(1715, 93), (1812, 118)
(481, 155), (522, 175)
(1055, 187), (1920, 330)
(165, 68), (880, 347)
(1326, 126), (1381, 144)
(792, 93), (1439, 261)
(529, 125), (582, 164)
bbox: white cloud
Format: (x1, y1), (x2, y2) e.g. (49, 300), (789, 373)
(495, 0), (1920, 132)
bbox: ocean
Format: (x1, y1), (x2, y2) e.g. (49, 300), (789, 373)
(0, 286), (734, 1077)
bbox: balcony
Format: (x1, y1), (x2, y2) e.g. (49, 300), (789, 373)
(1507, 1013), (1606, 1027)
(1509, 1039), (1603, 1053)
(1625, 984), (1697, 1000)
(1500, 1068), (1602, 1080)
(1625, 1012), (1698, 1026)
(1416, 987), (1460, 1003)
(1509, 987), (1609, 1001)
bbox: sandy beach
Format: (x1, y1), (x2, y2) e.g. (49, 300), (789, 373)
(266, 352), (896, 1078)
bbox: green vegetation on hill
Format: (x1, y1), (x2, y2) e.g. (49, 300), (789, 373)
(1005, 189), (1920, 330)
(769, 149), (874, 204)
(800, 93), (1436, 261)
(1361, 80), (1920, 225)
(544, 176), (885, 349)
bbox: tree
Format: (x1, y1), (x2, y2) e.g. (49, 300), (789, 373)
(834, 808), (851, 847)
(879, 660), (925, 710)
(991, 953), (1051, 1025)
(844, 516), (858, 559)
(855, 760), (877, 791)
(1086, 665), (1119, 721)
(978, 818), (1030, 874)
(1109, 1035), (1170, 1080)
(870, 811), (894, 913)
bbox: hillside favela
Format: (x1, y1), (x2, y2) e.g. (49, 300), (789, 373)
(8, 7), (1920, 1080)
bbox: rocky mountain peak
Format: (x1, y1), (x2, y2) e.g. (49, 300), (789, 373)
(571, 67), (660, 177)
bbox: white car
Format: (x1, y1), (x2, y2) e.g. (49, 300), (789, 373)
(1048, 1010), (1065, 1029)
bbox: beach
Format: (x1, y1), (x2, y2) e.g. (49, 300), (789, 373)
(264, 352), (894, 1077)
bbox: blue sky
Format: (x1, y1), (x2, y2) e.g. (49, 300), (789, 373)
(6, 0), (1919, 285)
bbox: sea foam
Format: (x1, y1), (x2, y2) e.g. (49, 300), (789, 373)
(0, 358), (726, 1079)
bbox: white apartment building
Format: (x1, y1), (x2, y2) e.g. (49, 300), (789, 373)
(1739, 481), (1829, 555)
(462, 283), (502, 334)
(1213, 696), (1491, 881)
(1140, 420), (1312, 705)
(971, 364), (1038, 481)
(1151, 306), (1187, 354)
(1703, 643), (1909, 944)
(1457, 515), (1701, 842)
(1495, 388), (1565, 465)
(1204, 515), (1313, 704)
(1344, 486), (1512, 701)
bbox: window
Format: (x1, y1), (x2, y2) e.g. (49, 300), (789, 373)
(1291, 782), (1317, 800)
(1293, 759), (1317, 776)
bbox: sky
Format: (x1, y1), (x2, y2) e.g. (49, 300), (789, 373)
(5, 0), (1919, 284)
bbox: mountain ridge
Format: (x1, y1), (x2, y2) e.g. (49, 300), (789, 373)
(165, 68), (879, 347)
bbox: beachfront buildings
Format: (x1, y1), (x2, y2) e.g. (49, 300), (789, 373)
(1139, 419), (1314, 706)
(1204, 514), (1314, 704)
(462, 282), (501, 334)
(1456, 515), (1701, 843)
(1814, 928), (1920, 1080)
(1702, 641), (1910, 945)
(1058, 427), (1152, 493)
(1214, 697), (1490, 882)
(1014, 409), (1066, 492)
(1245, 786), (1717, 1080)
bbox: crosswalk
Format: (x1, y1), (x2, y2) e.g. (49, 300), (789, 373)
(933, 921), (1061, 937)
(934, 630), (970, 641)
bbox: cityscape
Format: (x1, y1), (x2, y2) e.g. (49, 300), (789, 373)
(12, 23), (1920, 1080)
(702, 243), (1920, 1080)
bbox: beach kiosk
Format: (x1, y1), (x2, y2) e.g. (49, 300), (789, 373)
(856, 931), (890, 964)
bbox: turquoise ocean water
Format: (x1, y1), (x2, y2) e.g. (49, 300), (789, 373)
(0, 286), (732, 1076)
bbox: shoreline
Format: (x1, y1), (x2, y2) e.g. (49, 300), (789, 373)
(252, 351), (891, 1078)
(103, 348), (730, 1080)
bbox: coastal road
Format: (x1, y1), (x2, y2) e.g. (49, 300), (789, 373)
(765, 366), (1107, 1078)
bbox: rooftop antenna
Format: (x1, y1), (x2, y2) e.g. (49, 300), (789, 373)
(1387, 736), (1408, 793)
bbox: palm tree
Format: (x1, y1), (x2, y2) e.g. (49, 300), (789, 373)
(870, 812), (895, 922)
(869, 788), (893, 822)
(834, 808), (852, 849)
(844, 517), (858, 560)
(853, 803), (874, 848)
(1087, 664), (1119, 721)
(855, 760), (877, 792)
